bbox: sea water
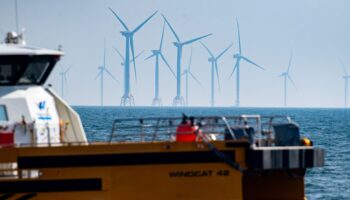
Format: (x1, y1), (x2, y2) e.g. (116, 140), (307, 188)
(75, 106), (350, 200)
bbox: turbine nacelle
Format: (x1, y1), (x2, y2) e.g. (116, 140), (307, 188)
(233, 54), (240, 59)
(173, 42), (182, 48)
(98, 66), (104, 70)
(151, 50), (161, 55)
(121, 31), (133, 37)
(208, 57), (215, 62)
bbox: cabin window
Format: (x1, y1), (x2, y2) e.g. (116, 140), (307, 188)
(0, 63), (22, 84)
(0, 55), (59, 85)
(0, 105), (8, 121)
(18, 60), (50, 84)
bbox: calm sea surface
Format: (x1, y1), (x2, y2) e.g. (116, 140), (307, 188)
(74, 106), (350, 200)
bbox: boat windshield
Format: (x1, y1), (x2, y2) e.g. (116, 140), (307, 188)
(0, 55), (59, 86)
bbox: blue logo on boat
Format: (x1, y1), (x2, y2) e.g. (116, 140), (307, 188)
(38, 101), (46, 110)
(38, 116), (52, 120)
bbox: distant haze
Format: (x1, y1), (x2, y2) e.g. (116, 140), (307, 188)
(1, 0), (349, 108)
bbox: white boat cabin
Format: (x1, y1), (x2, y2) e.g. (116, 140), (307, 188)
(0, 32), (86, 146)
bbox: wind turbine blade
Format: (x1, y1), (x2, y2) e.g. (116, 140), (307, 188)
(189, 71), (203, 88)
(188, 47), (193, 71)
(287, 52), (293, 73)
(288, 75), (297, 89)
(113, 46), (125, 60)
(133, 11), (158, 33)
(182, 33), (212, 46)
(216, 43), (233, 60)
(200, 42), (214, 57)
(133, 50), (144, 61)
(103, 39), (106, 68)
(144, 53), (155, 60)
(241, 56), (264, 70)
(104, 68), (119, 83)
(160, 53), (176, 78)
(339, 59), (348, 75)
(109, 8), (129, 31)
(229, 60), (239, 79)
(94, 71), (102, 80)
(277, 73), (284, 77)
(215, 62), (221, 91)
(64, 66), (72, 74)
(159, 21), (165, 51)
(236, 19), (242, 55)
(162, 14), (180, 42)
(131, 51), (144, 63)
(130, 37), (137, 81)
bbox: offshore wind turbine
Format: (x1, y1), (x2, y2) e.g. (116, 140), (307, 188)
(278, 53), (296, 107)
(229, 19), (264, 107)
(109, 8), (157, 106)
(340, 60), (350, 107)
(59, 66), (71, 99)
(145, 21), (176, 106)
(182, 47), (202, 106)
(162, 14), (211, 106)
(95, 42), (119, 106)
(201, 42), (233, 107)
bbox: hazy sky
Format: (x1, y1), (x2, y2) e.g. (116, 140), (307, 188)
(1, 0), (350, 107)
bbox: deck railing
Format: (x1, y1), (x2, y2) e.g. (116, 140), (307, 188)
(0, 115), (294, 148)
(108, 115), (293, 145)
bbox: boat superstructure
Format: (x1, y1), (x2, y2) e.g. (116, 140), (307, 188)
(0, 32), (86, 145)
(0, 32), (324, 200)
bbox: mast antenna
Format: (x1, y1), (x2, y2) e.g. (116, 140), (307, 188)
(15, 0), (19, 33)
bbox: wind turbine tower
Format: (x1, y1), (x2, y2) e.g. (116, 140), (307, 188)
(95, 41), (119, 106)
(278, 53), (296, 107)
(162, 14), (211, 106)
(183, 47), (202, 106)
(201, 42), (233, 107)
(229, 19), (264, 107)
(109, 8), (157, 106)
(340, 60), (350, 107)
(145, 21), (176, 106)
(59, 66), (71, 99)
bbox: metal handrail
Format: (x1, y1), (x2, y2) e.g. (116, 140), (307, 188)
(108, 115), (293, 143)
(0, 115), (294, 148)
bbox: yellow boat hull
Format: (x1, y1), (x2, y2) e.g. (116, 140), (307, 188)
(0, 141), (316, 199)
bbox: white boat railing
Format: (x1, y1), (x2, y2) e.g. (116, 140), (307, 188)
(108, 115), (294, 146)
(0, 115), (296, 148)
